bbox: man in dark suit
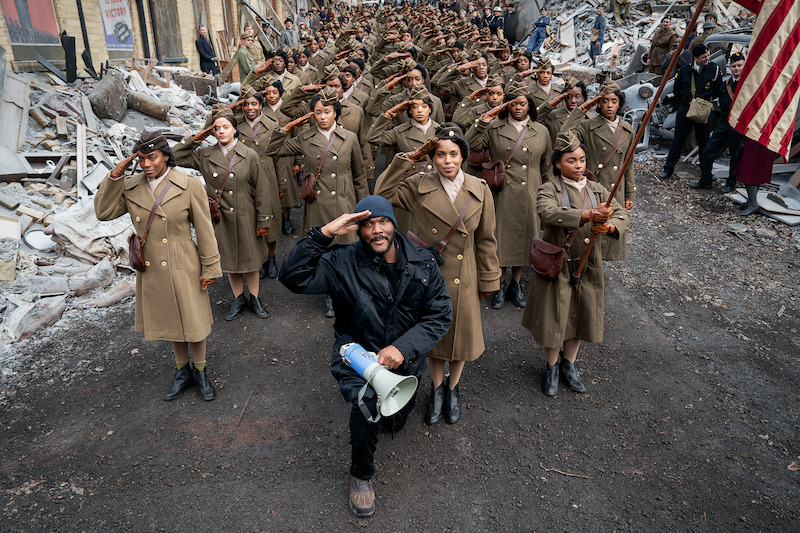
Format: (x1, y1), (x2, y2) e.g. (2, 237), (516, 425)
(660, 44), (723, 181)
(698, 53), (746, 192)
(504, 4), (520, 45)
(195, 26), (218, 76)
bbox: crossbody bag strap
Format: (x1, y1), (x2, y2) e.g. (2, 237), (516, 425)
(690, 69), (696, 98)
(559, 178), (581, 248)
(595, 125), (626, 176)
(244, 121), (264, 148)
(315, 133), (339, 179)
(215, 152), (240, 203)
(143, 180), (173, 241)
(505, 126), (528, 165)
(437, 194), (472, 252)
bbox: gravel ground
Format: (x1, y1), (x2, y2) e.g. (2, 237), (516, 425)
(1, 155), (798, 532)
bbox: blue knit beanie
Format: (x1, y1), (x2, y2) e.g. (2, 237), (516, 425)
(354, 195), (397, 228)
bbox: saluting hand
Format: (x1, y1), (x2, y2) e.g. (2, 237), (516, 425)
(321, 210), (372, 237)
(254, 57), (274, 75)
(481, 100), (512, 123)
(385, 72), (409, 91)
(385, 51), (412, 61)
(405, 137), (438, 162)
(192, 124), (216, 143)
(110, 152), (138, 179)
(285, 111), (314, 133)
(468, 87), (490, 101)
(580, 93), (603, 112)
(457, 60), (479, 72)
(548, 91), (569, 108)
(385, 100), (411, 119)
(301, 83), (326, 93)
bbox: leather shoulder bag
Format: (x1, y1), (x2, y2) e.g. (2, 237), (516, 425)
(530, 180), (596, 280)
(686, 68), (713, 124)
(482, 126), (527, 192)
(130, 180), (173, 272)
(301, 133), (337, 204)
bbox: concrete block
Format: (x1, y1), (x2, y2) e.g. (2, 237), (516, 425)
(88, 70), (128, 122)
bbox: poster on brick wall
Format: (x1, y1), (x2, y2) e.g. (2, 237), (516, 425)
(100, 0), (134, 50)
(0, 0), (60, 45)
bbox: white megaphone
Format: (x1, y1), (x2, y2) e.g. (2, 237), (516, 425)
(340, 342), (418, 422)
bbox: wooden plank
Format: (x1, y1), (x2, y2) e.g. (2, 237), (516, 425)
(218, 58), (238, 85)
(29, 107), (51, 127)
(0, 191), (20, 209)
(717, 0), (741, 30)
(16, 205), (45, 221)
(789, 168), (800, 187)
(558, 17), (577, 64)
(81, 96), (98, 131)
(56, 116), (69, 138)
(772, 162), (800, 174)
(76, 124), (87, 200)
(216, 30), (231, 61)
(0, 71), (31, 151)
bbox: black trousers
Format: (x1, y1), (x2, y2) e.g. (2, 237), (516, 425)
(349, 390), (418, 480)
(664, 105), (712, 175)
(700, 120), (745, 185)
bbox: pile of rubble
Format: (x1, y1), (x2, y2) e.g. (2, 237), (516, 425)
(0, 59), (234, 344)
(537, 0), (755, 80)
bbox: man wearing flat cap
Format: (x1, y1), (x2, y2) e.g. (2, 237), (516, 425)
(279, 196), (452, 518)
(280, 18), (301, 50)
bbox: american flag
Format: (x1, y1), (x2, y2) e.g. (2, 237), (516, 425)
(727, 0), (800, 158)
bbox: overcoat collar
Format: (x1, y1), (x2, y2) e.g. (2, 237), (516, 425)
(298, 122), (347, 150)
(587, 115), (633, 147)
(124, 169), (188, 215)
(490, 118), (539, 143)
(416, 171), (484, 232)
(199, 139), (251, 170)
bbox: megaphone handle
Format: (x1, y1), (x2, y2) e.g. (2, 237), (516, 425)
(356, 382), (381, 423)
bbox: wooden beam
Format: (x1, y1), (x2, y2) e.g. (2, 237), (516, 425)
(789, 168), (800, 188)
(76, 124), (87, 200)
(642, 0), (679, 40)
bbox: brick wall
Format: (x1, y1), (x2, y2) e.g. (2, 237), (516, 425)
(0, 0), (245, 74)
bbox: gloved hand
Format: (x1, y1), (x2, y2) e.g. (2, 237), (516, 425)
(582, 205), (612, 224)
(592, 222), (616, 235)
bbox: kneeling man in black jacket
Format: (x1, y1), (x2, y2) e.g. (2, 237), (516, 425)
(279, 195), (452, 518)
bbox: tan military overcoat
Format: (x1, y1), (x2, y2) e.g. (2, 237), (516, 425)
(375, 154), (501, 361)
(174, 135), (273, 272)
(522, 178), (629, 347)
(95, 169), (221, 342)
(466, 118), (553, 267)
(561, 107), (635, 260)
(267, 125), (368, 243)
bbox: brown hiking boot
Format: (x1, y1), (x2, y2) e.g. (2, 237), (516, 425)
(349, 475), (375, 517)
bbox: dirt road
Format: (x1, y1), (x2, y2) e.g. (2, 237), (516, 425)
(1, 158), (798, 531)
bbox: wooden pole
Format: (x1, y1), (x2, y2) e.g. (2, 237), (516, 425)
(572, 0), (708, 283)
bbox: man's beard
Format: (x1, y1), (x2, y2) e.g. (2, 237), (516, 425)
(363, 229), (395, 257)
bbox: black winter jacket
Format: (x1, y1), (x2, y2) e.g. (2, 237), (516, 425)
(279, 227), (452, 403)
